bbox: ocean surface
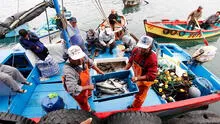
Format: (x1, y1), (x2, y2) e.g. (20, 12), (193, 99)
(0, 0), (220, 114)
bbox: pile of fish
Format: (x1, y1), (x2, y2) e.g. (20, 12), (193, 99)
(97, 62), (126, 73)
(95, 78), (129, 98)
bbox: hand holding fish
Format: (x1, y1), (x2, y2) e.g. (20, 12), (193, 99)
(132, 77), (138, 82)
(84, 84), (94, 90)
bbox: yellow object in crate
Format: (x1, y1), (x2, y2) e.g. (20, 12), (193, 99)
(116, 45), (126, 57)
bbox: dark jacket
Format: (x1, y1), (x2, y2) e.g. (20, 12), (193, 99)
(19, 32), (49, 60)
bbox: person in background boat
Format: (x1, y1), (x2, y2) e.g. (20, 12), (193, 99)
(201, 11), (220, 30)
(108, 9), (119, 31)
(62, 45), (104, 112)
(18, 29), (49, 61)
(186, 6), (203, 30)
(121, 34), (136, 53)
(0, 64), (32, 93)
(98, 27), (116, 54)
(86, 29), (102, 57)
(125, 35), (158, 108)
(67, 17), (90, 56)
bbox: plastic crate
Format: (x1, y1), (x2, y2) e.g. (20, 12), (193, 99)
(91, 70), (139, 102)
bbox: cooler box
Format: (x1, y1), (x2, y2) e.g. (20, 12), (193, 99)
(91, 70), (139, 102)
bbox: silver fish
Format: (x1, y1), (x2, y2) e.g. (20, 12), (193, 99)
(97, 87), (123, 95)
(96, 81), (118, 89)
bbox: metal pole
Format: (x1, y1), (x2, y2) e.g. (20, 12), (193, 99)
(52, 0), (70, 48)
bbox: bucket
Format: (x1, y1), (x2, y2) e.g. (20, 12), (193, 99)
(41, 93), (65, 113)
(116, 45), (125, 57)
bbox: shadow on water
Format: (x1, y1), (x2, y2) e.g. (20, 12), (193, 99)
(122, 5), (141, 15)
(155, 35), (220, 49)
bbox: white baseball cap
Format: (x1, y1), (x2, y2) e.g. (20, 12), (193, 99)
(136, 35), (153, 49)
(68, 45), (86, 60)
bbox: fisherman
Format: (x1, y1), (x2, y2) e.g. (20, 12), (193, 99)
(19, 29), (49, 61)
(98, 27), (116, 54)
(201, 11), (220, 30)
(68, 17), (90, 56)
(19, 29), (60, 78)
(121, 34), (136, 53)
(62, 45), (104, 112)
(125, 35), (158, 108)
(86, 29), (102, 56)
(0, 64), (31, 93)
(186, 6), (203, 30)
(108, 9), (119, 31)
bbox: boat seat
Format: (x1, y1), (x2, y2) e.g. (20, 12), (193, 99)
(0, 81), (23, 96)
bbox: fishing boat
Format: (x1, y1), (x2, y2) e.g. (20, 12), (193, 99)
(123, 0), (141, 7)
(1, 41), (220, 122)
(144, 19), (220, 41)
(1, 0), (220, 123)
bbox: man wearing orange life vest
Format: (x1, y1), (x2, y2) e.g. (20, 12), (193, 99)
(125, 35), (158, 108)
(63, 45), (104, 111)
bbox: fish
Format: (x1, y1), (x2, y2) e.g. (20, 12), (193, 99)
(96, 81), (118, 89)
(97, 87), (123, 95)
(95, 78), (130, 98)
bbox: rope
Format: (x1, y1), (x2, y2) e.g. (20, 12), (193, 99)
(44, 2), (52, 44)
(92, 0), (110, 26)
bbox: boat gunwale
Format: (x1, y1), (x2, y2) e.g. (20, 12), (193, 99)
(144, 19), (220, 33)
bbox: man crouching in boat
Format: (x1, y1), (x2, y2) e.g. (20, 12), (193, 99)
(98, 27), (115, 54)
(62, 45), (104, 112)
(125, 35), (158, 108)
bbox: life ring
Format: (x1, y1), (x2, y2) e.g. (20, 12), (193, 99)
(179, 31), (186, 36)
(170, 30), (177, 35)
(163, 29), (170, 35)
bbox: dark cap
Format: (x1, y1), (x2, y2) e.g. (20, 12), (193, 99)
(198, 6), (203, 9)
(19, 29), (28, 37)
(68, 17), (77, 23)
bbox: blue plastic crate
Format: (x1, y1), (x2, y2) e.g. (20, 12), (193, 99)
(91, 70), (139, 102)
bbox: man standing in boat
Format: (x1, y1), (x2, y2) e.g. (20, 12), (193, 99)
(186, 6), (203, 30)
(98, 27), (116, 54)
(63, 17), (90, 56)
(201, 11), (220, 30)
(62, 45), (104, 112)
(125, 35), (158, 108)
(108, 9), (119, 31)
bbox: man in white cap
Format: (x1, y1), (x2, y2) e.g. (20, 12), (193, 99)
(125, 35), (158, 108)
(62, 45), (104, 111)
(98, 27), (116, 54)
